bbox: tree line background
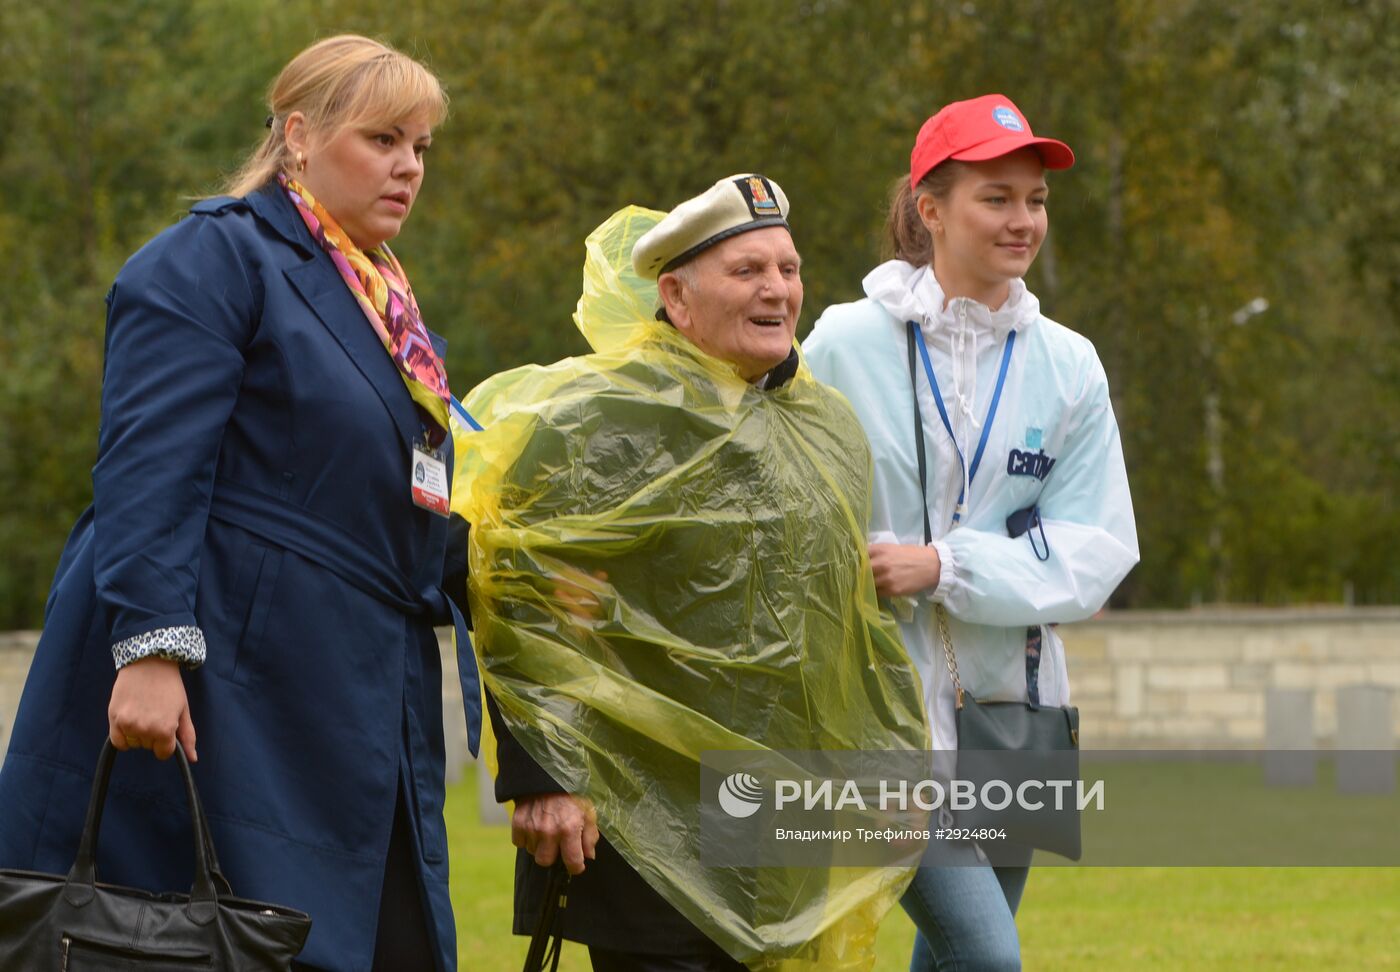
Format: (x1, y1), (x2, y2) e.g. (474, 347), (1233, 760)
(1, 0), (1396, 628)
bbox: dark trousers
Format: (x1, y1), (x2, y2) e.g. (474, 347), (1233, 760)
(294, 784), (435, 972)
(587, 944), (748, 971)
(371, 785), (436, 970)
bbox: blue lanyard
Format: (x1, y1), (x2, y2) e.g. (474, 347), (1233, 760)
(912, 324), (1016, 523)
(450, 395), (484, 431)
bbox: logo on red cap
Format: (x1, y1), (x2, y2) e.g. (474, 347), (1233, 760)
(992, 106), (1024, 131)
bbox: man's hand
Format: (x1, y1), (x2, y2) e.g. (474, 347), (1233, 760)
(512, 792), (599, 876)
(108, 657), (197, 761)
(553, 567), (610, 624)
(868, 543), (942, 599)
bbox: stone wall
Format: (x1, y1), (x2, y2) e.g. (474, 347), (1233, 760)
(0, 630), (35, 761)
(1061, 607), (1400, 749)
(3, 608), (1398, 767)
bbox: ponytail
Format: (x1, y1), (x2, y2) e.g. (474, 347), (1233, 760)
(883, 178), (931, 265)
(881, 162), (967, 266)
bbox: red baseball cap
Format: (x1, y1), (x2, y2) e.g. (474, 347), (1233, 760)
(910, 94), (1074, 188)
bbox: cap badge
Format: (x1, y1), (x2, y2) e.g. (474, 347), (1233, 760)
(993, 106), (1024, 131)
(745, 176), (780, 216)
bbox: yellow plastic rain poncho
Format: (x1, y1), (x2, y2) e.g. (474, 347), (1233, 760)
(453, 207), (929, 970)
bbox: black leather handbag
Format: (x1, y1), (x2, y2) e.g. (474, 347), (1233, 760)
(0, 740), (311, 971)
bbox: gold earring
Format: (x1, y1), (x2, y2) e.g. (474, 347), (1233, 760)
(295, 151), (306, 173)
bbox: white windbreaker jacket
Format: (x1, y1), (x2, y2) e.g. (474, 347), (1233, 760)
(803, 260), (1139, 749)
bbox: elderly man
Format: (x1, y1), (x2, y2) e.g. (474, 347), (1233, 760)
(454, 176), (927, 972)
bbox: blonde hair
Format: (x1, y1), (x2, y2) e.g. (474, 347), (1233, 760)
(221, 35), (447, 198)
(882, 161), (969, 266)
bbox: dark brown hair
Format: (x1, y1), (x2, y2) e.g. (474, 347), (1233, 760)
(882, 161), (969, 265)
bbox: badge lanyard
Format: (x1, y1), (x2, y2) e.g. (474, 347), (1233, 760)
(910, 322), (1016, 525)
(450, 395), (484, 432)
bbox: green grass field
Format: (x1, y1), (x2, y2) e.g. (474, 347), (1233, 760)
(446, 769), (1400, 971)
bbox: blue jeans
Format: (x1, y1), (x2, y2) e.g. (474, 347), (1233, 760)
(899, 842), (1030, 972)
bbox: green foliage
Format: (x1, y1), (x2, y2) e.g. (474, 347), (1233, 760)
(1, 0), (1396, 626)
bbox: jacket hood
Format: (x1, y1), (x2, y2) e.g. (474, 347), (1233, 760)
(861, 260), (1039, 341)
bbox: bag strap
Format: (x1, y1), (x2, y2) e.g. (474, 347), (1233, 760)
(909, 321), (963, 707)
(906, 322), (934, 546)
(66, 741), (221, 920)
(934, 604), (965, 710)
(190, 768), (234, 896)
(522, 863), (569, 972)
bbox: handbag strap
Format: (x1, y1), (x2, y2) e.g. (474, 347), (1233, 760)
(190, 768), (234, 897)
(522, 863), (569, 972)
(906, 322), (934, 546)
(934, 604), (965, 710)
(66, 741), (220, 919)
(906, 325), (1049, 715)
(908, 322), (963, 707)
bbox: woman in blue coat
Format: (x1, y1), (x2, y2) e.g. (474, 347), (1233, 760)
(0, 35), (480, 971)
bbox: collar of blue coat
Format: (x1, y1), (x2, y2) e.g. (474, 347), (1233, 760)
(189, 183), (319, 258)
(188, 184), (449, 452)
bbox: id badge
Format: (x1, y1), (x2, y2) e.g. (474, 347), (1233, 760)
(411, 444), (450, 517)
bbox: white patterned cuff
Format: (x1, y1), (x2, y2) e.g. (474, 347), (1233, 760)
(112, 625), (207, 670)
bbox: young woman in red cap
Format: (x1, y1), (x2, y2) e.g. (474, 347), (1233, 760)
(804, 95), (1139, 970)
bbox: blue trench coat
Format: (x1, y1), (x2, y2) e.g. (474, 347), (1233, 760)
(0, 185), (480, 972)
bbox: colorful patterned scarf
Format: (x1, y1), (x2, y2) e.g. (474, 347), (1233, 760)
(280, 173), (451, 445)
